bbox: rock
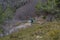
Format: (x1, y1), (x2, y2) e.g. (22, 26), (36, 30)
(36, 35), (43, 39)
(0, 34), (4, 37)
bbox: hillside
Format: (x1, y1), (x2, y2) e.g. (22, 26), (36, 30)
(0, 21), (60, 40)
(0, 0), (60, 40)
(0, 0), (39, 37)
(0, 0), (31, 37)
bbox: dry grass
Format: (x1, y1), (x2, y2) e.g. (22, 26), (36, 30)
(0, 21), (60, 40)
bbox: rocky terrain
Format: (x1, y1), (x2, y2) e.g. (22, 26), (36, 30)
(0, 0), (60, 40)
(0, 0), (30, 37)
(0, 0), (39, 37)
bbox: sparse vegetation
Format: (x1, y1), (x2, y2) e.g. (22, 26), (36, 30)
(0, 21), (60, 40)
(0, 27), (3, 33)
(0, 5), (4, 24)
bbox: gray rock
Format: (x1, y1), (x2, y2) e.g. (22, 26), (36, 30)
(0, 33), (4, 37)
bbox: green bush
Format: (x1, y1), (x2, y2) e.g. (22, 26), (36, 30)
(0, 5), (5, 24)
(0, 4), (15, 24)
(35, 0), (60, 20)
(4, 4), (14, 20)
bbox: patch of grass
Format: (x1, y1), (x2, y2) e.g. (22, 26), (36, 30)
(0, 28), (3, 33)
(0, 21), (60, 40)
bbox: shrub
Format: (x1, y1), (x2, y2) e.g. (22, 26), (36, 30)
(0, 5), (5, 24)
(4, 4), (14, 20)
(35, 0), (60, 20)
